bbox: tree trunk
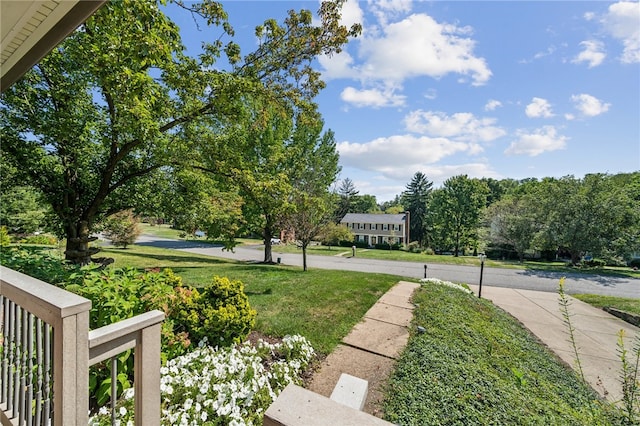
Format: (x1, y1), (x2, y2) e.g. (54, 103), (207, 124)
(263, 226), (273, 263)
(65, 220), (99, 265)
(571, 251), (581, 265)
(302, 244), (308, 271)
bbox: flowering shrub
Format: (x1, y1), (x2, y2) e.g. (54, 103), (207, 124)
(169, 276), (256, 347)
(419, 278), (473, 295)
(89, 335), (315, 426)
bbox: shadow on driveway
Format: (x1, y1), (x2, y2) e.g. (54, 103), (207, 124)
(515, 268), (634, 287)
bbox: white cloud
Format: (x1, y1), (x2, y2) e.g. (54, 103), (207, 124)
(484, 99), (502, 111)
(571, 93), (611, 116)
(572, 40), (606, 68)
(602, 1), (640, 63)
(584, 11), (596, 21)
(318, 51), (359, 80)
(323, 12), (491, 88)
(403, 110), (506, 143)
(340, 86), (406, 108)
(358, 14), (491, 86)
(525, 97), (554, 118)
(369, 0), (413, 26)
(505, 126), (568, 156)
(337, 135), (469, 173)
(339, 0), (365, 30)
(424, 88), (438, 100)
(565, 113), (575, 121)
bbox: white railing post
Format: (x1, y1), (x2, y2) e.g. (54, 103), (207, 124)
(53, 310), (89, 425)
(134, 321), (162, 426)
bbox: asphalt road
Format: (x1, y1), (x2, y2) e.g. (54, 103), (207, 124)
(136, 235), (640, 298)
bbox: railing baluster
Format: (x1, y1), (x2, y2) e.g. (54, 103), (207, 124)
(111, 356), (117, 425)
(6, 300), (15, 414)
(35, 317), (43, 426)
(12, 303), (20, 416)
(18, 308), (29, 425)
(43, 323), (51, 424)
(26, 312), (34, 426)
(1, 295), (7, 405)
(19, 306), (27, 425)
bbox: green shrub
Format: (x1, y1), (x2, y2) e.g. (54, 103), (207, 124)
(423, 247), (435, 255)
(169, 276), (256, 346)
(374, 243), (402, 250)
(407, 241), (421, 253)
(63, 267), (256, 407)
(0, 226), (10, 247)
(0, 246), (78, 285)
(628, 258), (640, 269)
(101, 209), (142, 248)
(20, 234), (58, 245)
(582, 258), (606, 268)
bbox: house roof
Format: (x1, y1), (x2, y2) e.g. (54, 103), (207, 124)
(340, 213), (407, 225)
(1, 0), (107, 92)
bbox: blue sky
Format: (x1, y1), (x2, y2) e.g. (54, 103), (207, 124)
(168, 1), (640, 202)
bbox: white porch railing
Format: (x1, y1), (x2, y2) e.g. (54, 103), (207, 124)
(0, 266), (164, 426)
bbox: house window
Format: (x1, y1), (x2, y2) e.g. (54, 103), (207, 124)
(383, 224), (388, 231)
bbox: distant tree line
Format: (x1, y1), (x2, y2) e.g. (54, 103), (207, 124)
(354, 171), (639, 265)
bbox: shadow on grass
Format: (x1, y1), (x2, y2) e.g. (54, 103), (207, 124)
(102, 249), (231, 265)
(136, 240), (223, 250)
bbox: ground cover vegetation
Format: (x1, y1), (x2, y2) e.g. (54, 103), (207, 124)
(384, 280), (630, 425)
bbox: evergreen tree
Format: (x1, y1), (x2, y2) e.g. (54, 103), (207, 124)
(401, 172), (433, 246)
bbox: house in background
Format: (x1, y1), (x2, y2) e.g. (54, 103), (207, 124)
(340, 212), (410, 247)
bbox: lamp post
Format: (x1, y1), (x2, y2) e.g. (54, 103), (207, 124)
(478, 253), (486, 298)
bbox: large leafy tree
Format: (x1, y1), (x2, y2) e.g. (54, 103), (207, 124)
(430, 175), (488, 256)
(401, 172), (433, 246)
(0, 186), (49, 235)
(534, 174), (638, 264)
(0, 0), (360, 264)
(485, 194), (540, 262)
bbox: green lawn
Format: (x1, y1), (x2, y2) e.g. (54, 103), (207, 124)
(384, 284), (627, 425)
(573, 294), (640, 316)
(100, 245), (399, 355)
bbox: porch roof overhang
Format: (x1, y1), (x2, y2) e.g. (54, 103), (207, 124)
(1, 0), (107, 93)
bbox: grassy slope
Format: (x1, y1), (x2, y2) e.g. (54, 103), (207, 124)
(384, 284), (624, 425)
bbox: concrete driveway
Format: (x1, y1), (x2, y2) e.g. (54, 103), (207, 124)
(135, 235), (640, 298)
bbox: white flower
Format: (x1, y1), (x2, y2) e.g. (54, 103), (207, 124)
(419, 278), (473, 294)
(119, 406), (127, 417)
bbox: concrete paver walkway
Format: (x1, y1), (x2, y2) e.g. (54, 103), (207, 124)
(470, 285), (640, 403)
(308, 281), (420, 417)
